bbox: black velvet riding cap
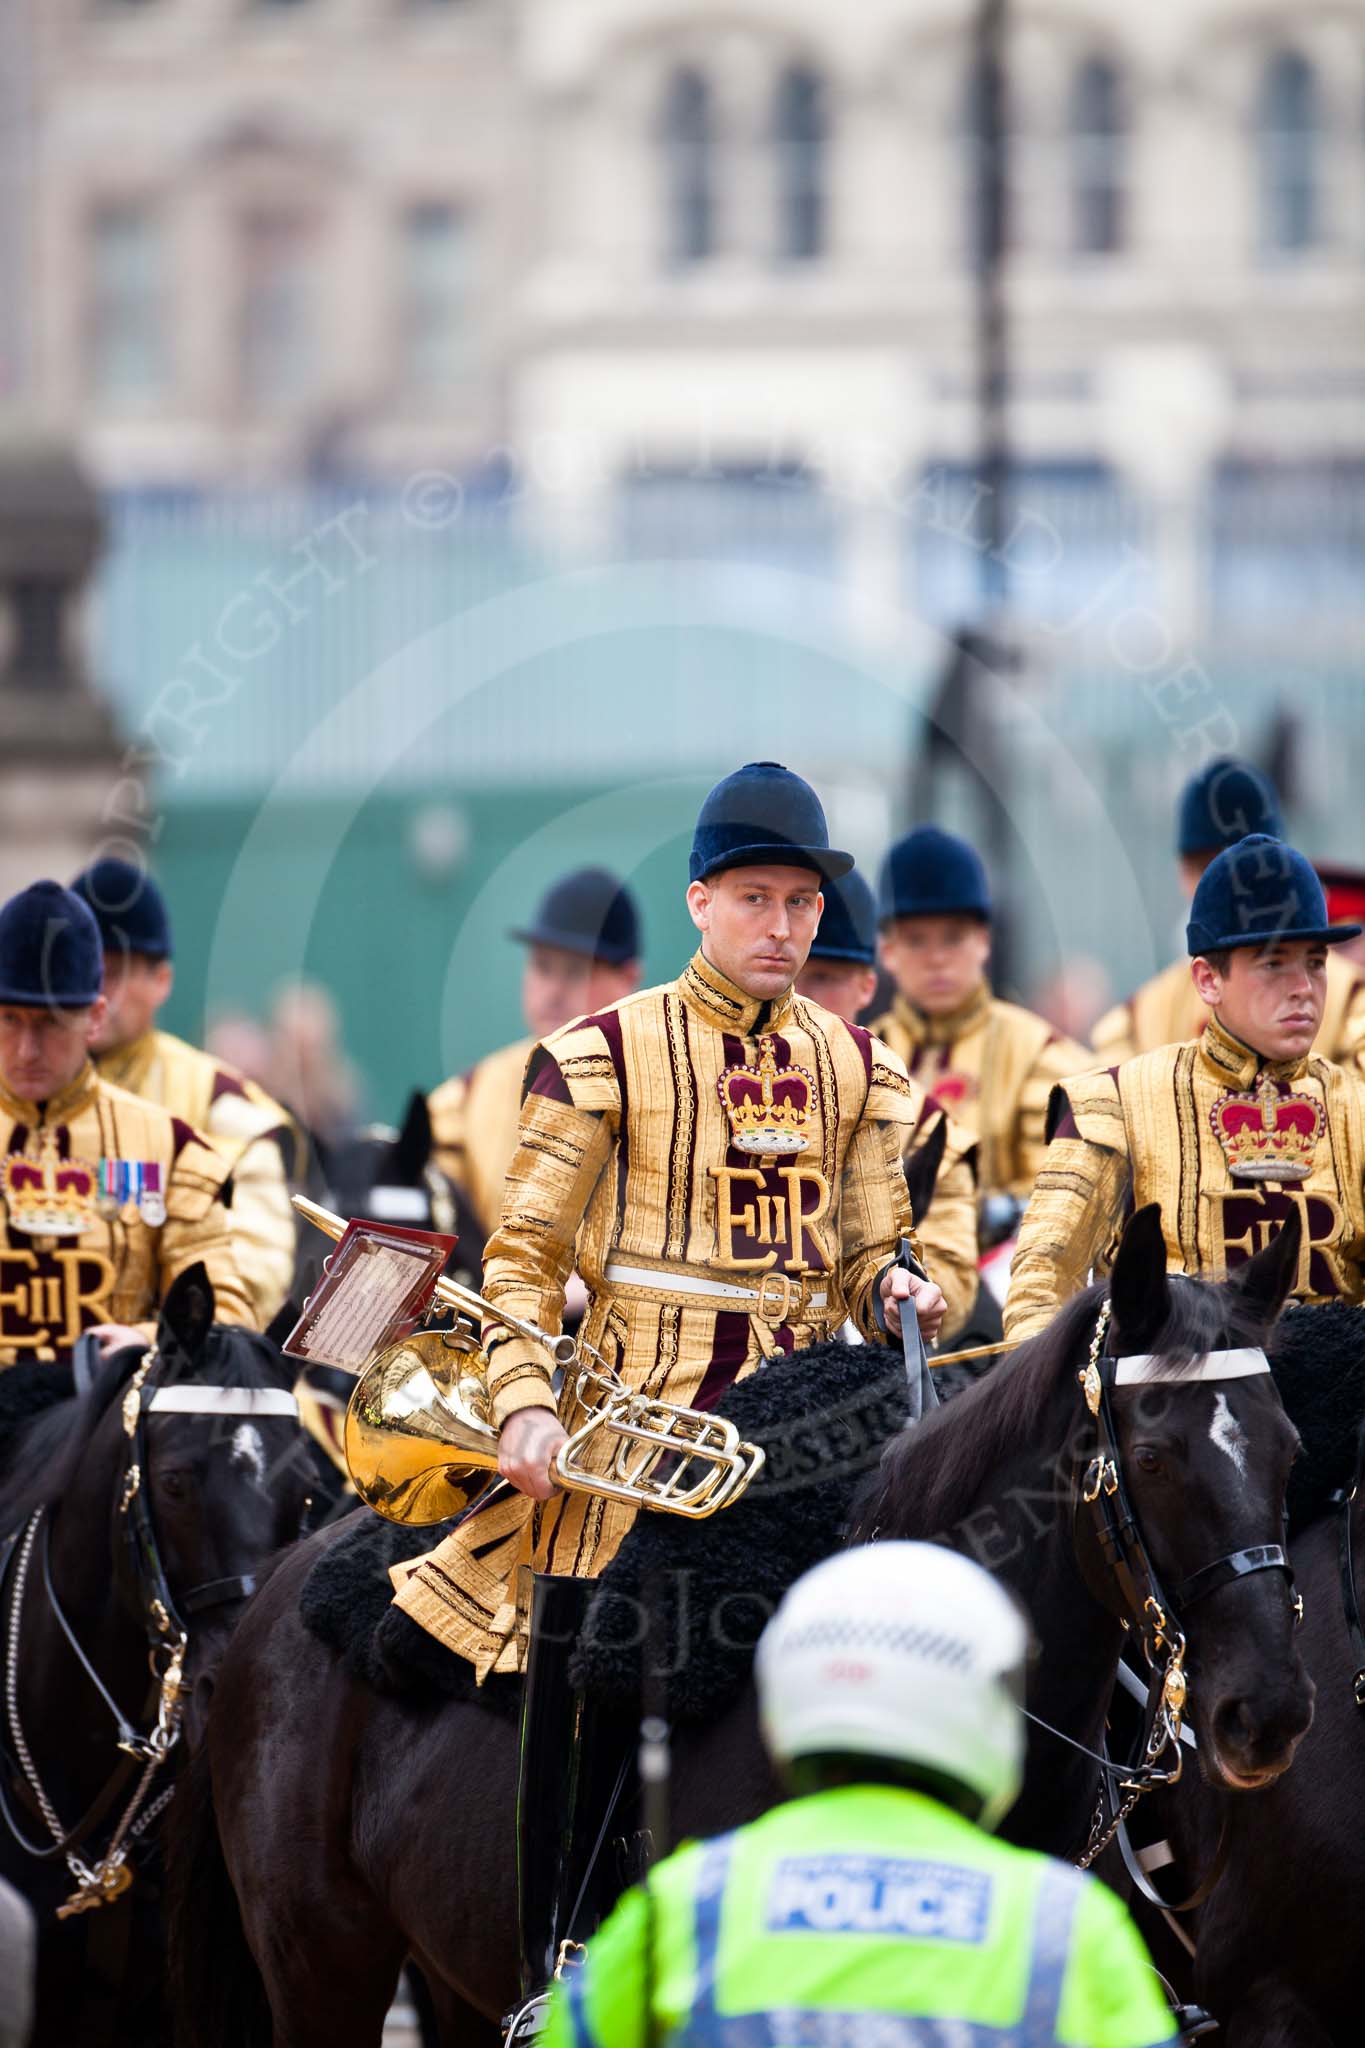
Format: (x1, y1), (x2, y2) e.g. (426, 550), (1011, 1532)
(808, 867), (877, 964)
(1186, 834), (1363, 955)
(0, 881), (104, 1008)
(71, 855), (174, 962)
(690, 763), (852, 886)
(509, 868), (641, 966)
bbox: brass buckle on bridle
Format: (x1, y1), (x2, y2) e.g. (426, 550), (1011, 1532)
(1082, 1457), (1118, 1504)
(1143, 1595), (1169, 1652)
(754, 1270), (795, 1325)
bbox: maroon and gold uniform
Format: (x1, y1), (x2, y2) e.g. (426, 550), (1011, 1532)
(394, 950), (924, 1676)
(96, 1027), (296, 1325)
(0, 1061), (253, 1364)
(1004, 1013), (1365, 1343)
(867, 986), (1088, 1206)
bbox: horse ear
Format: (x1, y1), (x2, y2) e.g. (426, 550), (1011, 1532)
(1232, 1205), (1302, 1331)
(1108, 1204), (1171, 1352)
(158, 1261), (215, 1362)
(265, 1297), (301, 1348)
(388, 1091), (432, 1184)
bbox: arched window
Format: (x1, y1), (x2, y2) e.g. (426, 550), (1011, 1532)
(774, 64), (827, 263)
(1258, 50), (1319, 254)
(660, 67), (716, 268)
(1070, 56), (1125, 255)
(963, 54), (1008, 270)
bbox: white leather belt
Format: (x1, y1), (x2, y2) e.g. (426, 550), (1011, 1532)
(604, 1260), (828, 1324)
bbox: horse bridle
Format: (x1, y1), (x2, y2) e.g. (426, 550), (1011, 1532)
(119, 1348), (301, 1648)
(1075, 1296), (1301, 1795)
(0, 1344), (302, 1915)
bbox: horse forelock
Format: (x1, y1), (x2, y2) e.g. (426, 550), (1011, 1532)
(852, 1269), (1277, 1546)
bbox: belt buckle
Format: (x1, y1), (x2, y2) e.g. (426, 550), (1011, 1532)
(754, 1270), (794, 1325)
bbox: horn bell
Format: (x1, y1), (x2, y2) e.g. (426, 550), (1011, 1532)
(345, 1329), (503, 1527)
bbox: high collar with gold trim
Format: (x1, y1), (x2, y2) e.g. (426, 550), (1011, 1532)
(678, 950), (798, 1038)
(892, 981), (993, 1049)
(94, 1029), (156, 1096)
(0, 1060), (101, 1128)
(1196, 1013), (1312, 1091)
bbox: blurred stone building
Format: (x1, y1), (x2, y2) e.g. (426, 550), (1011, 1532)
(515, 0), (1365, 639)
(7, 0), (1365, 1105)
(17, 0), (520, 481)
(18, 3), (1365, 501)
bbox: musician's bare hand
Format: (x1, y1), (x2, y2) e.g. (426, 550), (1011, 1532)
(498, 1407), (569, 1501)
(880, 1269), (947, 1346)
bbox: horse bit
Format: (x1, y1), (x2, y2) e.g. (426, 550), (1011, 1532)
(0, 1346), (299, 1919)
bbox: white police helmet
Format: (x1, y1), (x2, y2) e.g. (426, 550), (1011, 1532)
(755, 1542), (1029, 1833)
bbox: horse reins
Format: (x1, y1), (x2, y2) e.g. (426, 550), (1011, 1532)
(0, 1345), (301, 1917)
(120, 1364), (299, 1634)
(1329, 1411), (1365, 1710)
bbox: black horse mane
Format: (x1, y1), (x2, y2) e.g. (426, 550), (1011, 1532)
(853, 1271), (1273, 1544)
(0, 1324), (287, 1533)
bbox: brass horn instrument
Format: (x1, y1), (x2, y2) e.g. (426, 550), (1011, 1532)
(291, 1196), (765, 1529)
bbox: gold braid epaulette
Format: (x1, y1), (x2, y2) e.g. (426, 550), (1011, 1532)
(557, 1054), (617, 1081)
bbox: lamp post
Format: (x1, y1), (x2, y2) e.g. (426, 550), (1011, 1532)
(974, 0), (1010, 617)
(912, 0), (1017, 985)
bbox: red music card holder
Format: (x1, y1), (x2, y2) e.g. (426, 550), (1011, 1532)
(282, 1218), (459, 1374)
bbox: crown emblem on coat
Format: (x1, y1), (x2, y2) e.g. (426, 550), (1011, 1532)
(0, 1131), (99, 1237)
(1210, 1074), (1324, 1184)
(718, 1036), (814, 1155)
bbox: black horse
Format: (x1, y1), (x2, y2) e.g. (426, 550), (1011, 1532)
(852, 1204), (1314, 1858)
(0, 1267), (311, 2047)
(167, 1202), (1312, 2047)
(1106, 1302), (1365, 2048)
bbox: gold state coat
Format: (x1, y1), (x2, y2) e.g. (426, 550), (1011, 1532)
(0, 1062), (253, 1365)
(432, 1036), (977, 1342)
(867, 985), (1089, 1205)
(394, 951), (924, 1677)
(96, 1028), (297, 1325)
(1004, 1012), (1365, 1343)
(428, 1036), (534, 1246)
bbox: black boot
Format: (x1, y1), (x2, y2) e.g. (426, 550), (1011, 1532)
(508, 1573), (637, 2036)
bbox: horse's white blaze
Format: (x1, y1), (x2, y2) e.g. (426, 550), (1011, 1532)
(1209, 1391), (1248, 1476)
(231, 1423), (266, 1482)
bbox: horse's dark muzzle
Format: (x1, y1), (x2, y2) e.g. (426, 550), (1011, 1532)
(1205, 1672), (1316, 1787)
